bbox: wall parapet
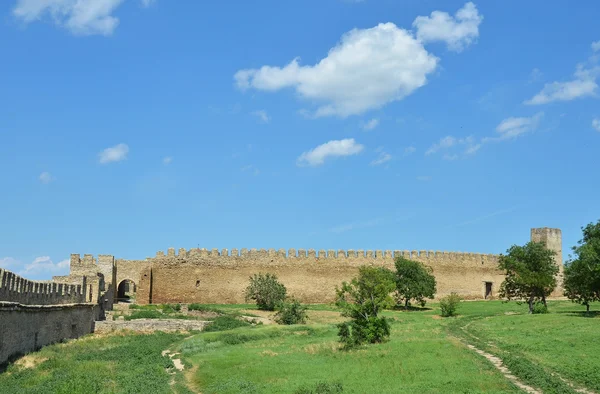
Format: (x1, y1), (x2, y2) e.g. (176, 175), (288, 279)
(151, 247), (499, 262)
(0, 268), (85, 305)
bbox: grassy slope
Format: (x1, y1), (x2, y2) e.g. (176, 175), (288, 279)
(1, 300), (598, 394)
(180, 306), (522, 394)
(457, 301), (600, 393)
(0, 332), (189, 394)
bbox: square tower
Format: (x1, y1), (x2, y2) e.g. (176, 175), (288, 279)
(530, 227), (563, 295)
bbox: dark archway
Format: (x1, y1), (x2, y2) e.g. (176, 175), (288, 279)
(117, 279), (137, 303)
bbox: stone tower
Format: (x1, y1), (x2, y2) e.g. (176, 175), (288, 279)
(530, 227), (563, 296)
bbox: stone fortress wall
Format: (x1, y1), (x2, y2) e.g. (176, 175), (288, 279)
(109, 227), (561, 305)
(0, 257), (116, 366)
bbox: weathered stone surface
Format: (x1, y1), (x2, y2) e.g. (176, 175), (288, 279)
(94, 318), (210, 333)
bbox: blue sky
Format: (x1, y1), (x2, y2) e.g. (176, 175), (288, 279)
(1, 0), (599, 280)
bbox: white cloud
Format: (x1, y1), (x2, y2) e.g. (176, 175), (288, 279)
(426, 135), (480, 158)
(140, 0), (155, 7)
(235, 21), (439, 117)
(592, 41), (600, 52)
(371, 151), (392, 166)
(297, 138), (364, 167)
(13, 0), (126, 36)
(39, 171), (54, 184)
(251, 110), (271, 123)
(0, 257), (19, 268)
(488, 112), (544, 141)
(525, 46), (600, 105)
(413, 2), (483, 52)
(416, 175), (431, 182)
(19, 256), (69, 277)
(361, 118), (380, 131)
(593, 118), (600, 132)
(163, 156), (172, 165)
(529, 68), (543, 83)
(404, 146), (416, 155)
(99, 143), (129, 164)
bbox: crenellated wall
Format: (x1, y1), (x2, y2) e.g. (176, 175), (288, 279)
(0, 269), (86, 305)
(133, 247), (505, 304)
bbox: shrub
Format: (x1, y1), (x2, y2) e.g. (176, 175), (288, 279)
(439, 293), (462, 317)
(274, 298), (308, 325)
(188, 304), (224, 314)
(532, 301), (548, 314)
(125, 310), (163, 320)
(244, 273), (287, 311)
(295, 381), (344, 394)
(203, 316), (251, 332)
(335, 266), (396, 348)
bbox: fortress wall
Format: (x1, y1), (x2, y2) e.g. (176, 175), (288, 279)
(139, 249), (504, 304)
(115, 259), (151, 290)
(0, 269), (85, 305)
(0, 302), (95, 366)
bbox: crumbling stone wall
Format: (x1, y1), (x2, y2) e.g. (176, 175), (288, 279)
(0, 269), (85, 305)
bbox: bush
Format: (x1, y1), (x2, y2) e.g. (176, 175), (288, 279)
(244, 273), (287, 311)
(125, 310), (163, 320)
(188, 304), (224, 314)
(439, 293), (462, 317)
(337, 316), (390, 348)
(203, 316), (251, 332)
(532, 301), (548, 314)
(274, 298), (308, 325)
(295, 381), (344, 394)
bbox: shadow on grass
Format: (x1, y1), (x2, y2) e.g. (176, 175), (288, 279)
(391, 305), (432, 312)
(555, 310), (600, 318)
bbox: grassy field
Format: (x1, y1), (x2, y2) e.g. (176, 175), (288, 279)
(0, 300), (598, 393)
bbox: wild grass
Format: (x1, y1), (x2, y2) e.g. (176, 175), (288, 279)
(0, 332), (187, 394)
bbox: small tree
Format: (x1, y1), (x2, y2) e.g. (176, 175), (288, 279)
(335, 266), (396, 348)
(244, 273), (286, 311)
(564, 220), (600, 312)
(498, 241), (558, 314)
(393, 257), (437, 309)
(274, 297), (308, 325)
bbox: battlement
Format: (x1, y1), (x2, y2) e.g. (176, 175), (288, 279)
(0, 268), (86, 305)
(153, 247), (499, 262)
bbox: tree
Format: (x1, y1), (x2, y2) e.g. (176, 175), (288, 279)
(244, 273), (287, 311)
(335, 266), (396, 348)
(498, 241), (558, 314)
(393, 257), (437, 309)
(563, 220), (600, 312)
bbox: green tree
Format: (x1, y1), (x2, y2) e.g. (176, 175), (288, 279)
(335, 266), (396, 348)
(274, 297), (308, 325)
(393, 257), (437, 309)
(498, 241), (558, 314)
(564, 220), (600, 312)
(244, 273), (287, 311)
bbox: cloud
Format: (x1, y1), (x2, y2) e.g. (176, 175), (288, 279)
(416, 175), (431, 182)
(404, 146), (416, 155)
(525, 45), (600, 105)
(0, 256), (69, 279)
(413, 2), (483, 52)
(371, 150), (392, 166)
(529, 68), (543, 83)
(361, 118), (380, 131)
(99, 143), (129, 164)
(593, 118), (600, 132)
(12, 0), (128, 36)
(426, 135), (481, 158)
(163, 156), (172, 165)
(487, 112), (544, 141)
(592, 41), (600, 52)
(140, 0), (155, 7)
(251, 110), (271, 123)
(297, 138), (364, 167)
(19, 256), (70, 277)
(235, 20), (441, 117)
(39, 171), (54, 184)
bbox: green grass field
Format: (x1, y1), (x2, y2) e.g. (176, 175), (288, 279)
(1, 300), (598, 393)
